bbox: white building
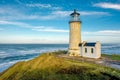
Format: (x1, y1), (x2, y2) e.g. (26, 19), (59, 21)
(80, 41), (101, 59)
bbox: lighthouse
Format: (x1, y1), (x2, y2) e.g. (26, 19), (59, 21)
(68, 9), (82, 56)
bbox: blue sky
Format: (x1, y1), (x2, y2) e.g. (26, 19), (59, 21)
(0, 0), (120, 44)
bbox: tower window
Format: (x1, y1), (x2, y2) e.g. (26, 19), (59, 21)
(91, 48), (94, 53)
(85, 48), (87, 53)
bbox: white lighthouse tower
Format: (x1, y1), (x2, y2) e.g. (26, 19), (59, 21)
(68, 9), (82, 56)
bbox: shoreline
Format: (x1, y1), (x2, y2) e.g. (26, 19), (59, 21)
(0, 51), (120, 80)
(0, 51), (120, 73)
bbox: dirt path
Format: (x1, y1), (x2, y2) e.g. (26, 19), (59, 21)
(57, 54), (120, 70)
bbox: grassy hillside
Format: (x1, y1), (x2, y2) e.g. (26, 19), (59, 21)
(0, 51), (120, 80)
(102, 54), (120, 61)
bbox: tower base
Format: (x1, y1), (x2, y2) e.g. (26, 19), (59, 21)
(68, 49), (80, 56)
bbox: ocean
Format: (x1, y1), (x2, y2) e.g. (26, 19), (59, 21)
(0, 44), (120, 72)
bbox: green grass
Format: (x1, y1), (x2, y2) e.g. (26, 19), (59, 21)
(0, 51), (120, 80)
(102, 54), (120, 61)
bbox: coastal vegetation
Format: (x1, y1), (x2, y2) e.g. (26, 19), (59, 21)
(0, 51), (120, 80)
(102, 54), (120, 61)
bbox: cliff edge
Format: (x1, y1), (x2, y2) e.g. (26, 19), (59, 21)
(0, 51), (120, 80)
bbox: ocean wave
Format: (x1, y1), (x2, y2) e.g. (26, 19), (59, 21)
(0, 48), (67, 72)
(0, 48), (67, 58)
(0, 53), (39, 63)
(0, 58), (32, 72)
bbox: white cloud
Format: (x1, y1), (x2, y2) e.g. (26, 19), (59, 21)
(80, 11), (109, 15)
(40, 10), (109, 20)
(82, 30), (120, 43)
(0, 36), (69, 44)
(53, 10), (109, 17)
(32, 26), (69, 33)
(32, 27), (69, 32)
(52, 7), (62, 10)
(0, 5), (109, 21)
(0, 20), (47, 32)
(52, 11), (71, 17)
(0, 6), (28, 20)
(83, 30), (120, 36)
(98, 30), (120, 34)
(0, 20), (68, 33)
(26, 3), (51, 8)
(26, 3), (62, 10)
(0, 20), (30, 28)
(93, 2), (120, 10)
(0, 21), (119, 43)
(52, 10), (109, 17)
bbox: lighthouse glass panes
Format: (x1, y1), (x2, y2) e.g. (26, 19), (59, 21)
(70, 14), (80, 21)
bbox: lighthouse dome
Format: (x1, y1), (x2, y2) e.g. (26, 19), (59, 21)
(70, 9), (81, 22)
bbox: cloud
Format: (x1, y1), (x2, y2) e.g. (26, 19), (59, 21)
(0, 20), (30, 28)
(3, 20), (119, 35)
(80, 11), (109, 15)
(93, 2), (120, 10)
(28, 11), (71, 20)
(26, 3), (62, 10)
(82, 30), (120, 43)
(0, 20), (68, 33)
(52, 11), (71, 17)
(0, 5), (109, 21)
(40, 10), (109, 20)
(0, 6), (60, 20)
(0, 20), (46, 32)
(52, 10), (109, 17)
(0, 6), (28, 20)
(83, 30), (120, 36)
(32, 27), (69, 32)
(26, 3), (51, 8)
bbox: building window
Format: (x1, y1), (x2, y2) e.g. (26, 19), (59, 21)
(85, 48), (87, 53)
(91, 48), (94, 53)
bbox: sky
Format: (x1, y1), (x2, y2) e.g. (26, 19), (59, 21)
(0, 0), (120, 44)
